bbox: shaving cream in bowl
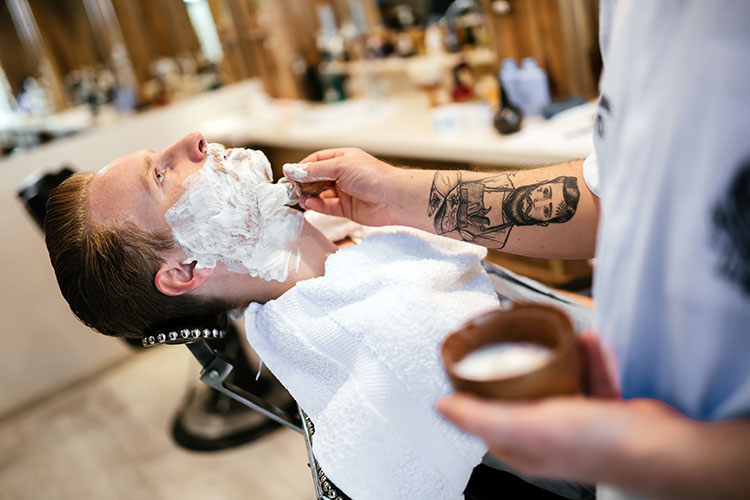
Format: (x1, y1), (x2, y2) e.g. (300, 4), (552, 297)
(441, 303), (580, 400)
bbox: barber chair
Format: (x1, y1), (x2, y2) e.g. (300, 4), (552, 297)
(169, 319), (296, 451)
(143, 316), (352, 500)
(18, 167), (143, 350)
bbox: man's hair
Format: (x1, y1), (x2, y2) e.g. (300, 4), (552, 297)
(44, 172), (233, 338)
(503, 176), (580, 226)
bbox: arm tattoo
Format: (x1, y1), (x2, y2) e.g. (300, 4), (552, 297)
(427, 171), (580, 249)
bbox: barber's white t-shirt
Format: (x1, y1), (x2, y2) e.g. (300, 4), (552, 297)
(589, 2), (750, 496)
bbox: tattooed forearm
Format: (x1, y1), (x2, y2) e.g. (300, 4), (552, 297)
(427, 171), (580, 249)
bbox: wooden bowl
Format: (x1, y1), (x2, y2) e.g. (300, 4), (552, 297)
(441, 303), (580, 400)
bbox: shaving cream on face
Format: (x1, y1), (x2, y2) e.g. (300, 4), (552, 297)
(454, 343), (552, 380)
(165, 144), (303, 282)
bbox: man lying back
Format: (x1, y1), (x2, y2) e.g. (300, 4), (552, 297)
(44, 132), (593, 500)
(45, 132), (336, 338)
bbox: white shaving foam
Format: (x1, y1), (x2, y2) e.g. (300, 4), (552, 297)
(454, 343), (552, 380)
(165, 144), (303, 282)
(282, 162), (309, 180)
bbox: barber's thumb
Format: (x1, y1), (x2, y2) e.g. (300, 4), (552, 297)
(283, 159), (340, 183)
(298, 195), (322, 212)
(437, 394), (486, 431)
(298, 196), (344, 218)
(579, 330), (620, 398)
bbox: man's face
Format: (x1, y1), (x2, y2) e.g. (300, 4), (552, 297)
(90, 132), (299, 281)
(520, 180), (566, 223)
(88, 132), (209, 232)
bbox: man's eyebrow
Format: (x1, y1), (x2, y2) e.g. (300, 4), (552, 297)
(141, 154), (154, 195)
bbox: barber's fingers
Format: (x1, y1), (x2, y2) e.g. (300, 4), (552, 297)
(284, 157), (344, 183)
(579, 331), (620, 398)
(317, 188), (339, 200)
(300, 186), (344, 205)
(437, 394), (526, 442)
(299, 147), (362, 164)
(437, 393), (590, 478)
(299, 195), (346, 218)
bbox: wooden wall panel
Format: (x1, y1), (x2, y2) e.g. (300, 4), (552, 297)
(207, 0), (253, 83)
(481, 0), (599, 99)
(27, 0), (106, 76)
(536, 0), (570, 96)
(559, 0), (597, 95)
(208, 0), (321, 98)
(0, 2), (38, 94)
(110, 0), (201, 86)
(161, 0), (201, 56)
(227, 0), (268, 81)
(110, 0), (150, 84)
(4, 0), (67, 109)
(2, 0), (600, 109)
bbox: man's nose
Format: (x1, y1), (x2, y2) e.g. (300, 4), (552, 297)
(163, 132), (206, 164)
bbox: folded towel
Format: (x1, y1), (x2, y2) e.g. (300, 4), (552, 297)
(244, 230), (499, 500)
(303, 210), (364, 243)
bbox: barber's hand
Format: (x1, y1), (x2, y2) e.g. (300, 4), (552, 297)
(438, 332), (624, 482)
(438, 394), (684, 484)
(284, 148), (411, 227)
(578, 330), (620, 398)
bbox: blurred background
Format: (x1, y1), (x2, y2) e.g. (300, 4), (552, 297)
(1, 1), (601, 498)
(0, 0), (601, 152)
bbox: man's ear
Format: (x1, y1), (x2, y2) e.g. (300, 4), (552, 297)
(155, 260), (213, 297)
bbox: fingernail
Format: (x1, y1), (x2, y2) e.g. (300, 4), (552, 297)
(283, 162), (309, 180)
(436, 396), (452, 415)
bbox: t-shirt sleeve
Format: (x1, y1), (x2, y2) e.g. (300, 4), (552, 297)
(582, 151), (601, 197)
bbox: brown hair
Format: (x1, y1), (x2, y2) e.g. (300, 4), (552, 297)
(44, 172), (232, 338)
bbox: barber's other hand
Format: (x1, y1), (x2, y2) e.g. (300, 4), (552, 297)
(284, 148), (409, 227)
(438, 332), (623, 481)
(438, 394), (685, 485)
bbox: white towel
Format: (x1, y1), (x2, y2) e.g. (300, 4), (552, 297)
(244, 230), (499, 500)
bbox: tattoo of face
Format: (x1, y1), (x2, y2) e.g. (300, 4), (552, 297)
(427, 171), (580, 249)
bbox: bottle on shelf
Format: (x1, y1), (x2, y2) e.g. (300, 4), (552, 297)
(499, 58), (522, 109)
(516, 57), (551, 118)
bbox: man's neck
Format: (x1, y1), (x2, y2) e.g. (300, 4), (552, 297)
(206, 218), (337, 306)
(290, 217), (338, 284)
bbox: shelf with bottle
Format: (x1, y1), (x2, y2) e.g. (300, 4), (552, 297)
(342, 47), (496, 76)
